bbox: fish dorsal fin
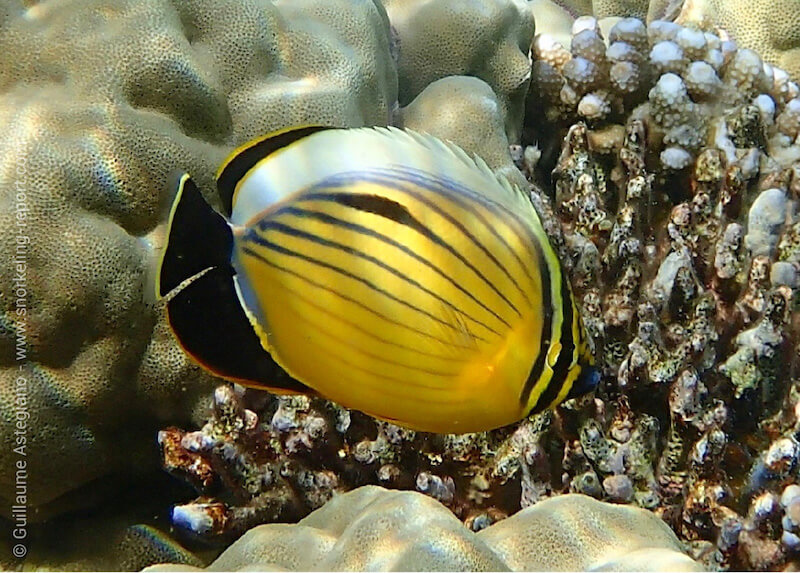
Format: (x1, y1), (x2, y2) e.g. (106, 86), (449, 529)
(216, 125), (336, 216)
(381, 127), (531, 210)
(229, 125), (536, 227)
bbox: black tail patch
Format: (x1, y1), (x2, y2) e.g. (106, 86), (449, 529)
(216, 125), (335, 216)
(165, 266), (311, 392)
(159, 172), (311, 393)
(158, 173), (233, 298)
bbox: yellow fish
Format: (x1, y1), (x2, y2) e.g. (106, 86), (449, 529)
(156, 126), (598, 433)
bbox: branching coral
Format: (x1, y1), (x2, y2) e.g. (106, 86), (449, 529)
(525, 15), (800, 569)
(537, 0), (800, 81)
(676, 0), (800, 81)
(159, 15), (800, 571)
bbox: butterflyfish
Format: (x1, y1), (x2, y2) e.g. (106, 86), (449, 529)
(156, 126), (599, 434)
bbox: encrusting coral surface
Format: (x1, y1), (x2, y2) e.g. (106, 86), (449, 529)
(5, 0), (800, 569)
(145, 486), (703, 571)
(159, 12), (800, 573)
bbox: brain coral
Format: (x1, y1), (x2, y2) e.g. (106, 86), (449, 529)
(382, 0), (534, 143)
(547, 0), (651, 20)
(146, 486), (702, 572)
(0, 0), (396, 517)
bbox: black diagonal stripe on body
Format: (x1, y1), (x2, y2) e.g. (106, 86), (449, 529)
(252, 220), (506, 335)
(356, 167), (568, 412)
(277, 200), (516, 330)
(240, 245), (480, 352)
(241, 235), (492, 342)
(299, 176), (523, 321)
(370, 166), (541, 292)
(334, 189), (523, 321)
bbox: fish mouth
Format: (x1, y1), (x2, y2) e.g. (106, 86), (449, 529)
(566, 364), (601, 401)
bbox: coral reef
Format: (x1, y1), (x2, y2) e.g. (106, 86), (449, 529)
(547, 0), (652, 21)
(675, 0), (800, 82)
(0, 0), (534, 528)
(525, 14), (800, 571)
(159, 14), (800, 572)
(0, 0), (398, 518)
(0, 0), (536, 565)
(4, 0), (800, 568)
(0, 472), (205, 571)
(146, 485), (701, 571)
(537, 0), (800, 80)
(481, 489), (702, 570)
(382, 0), (534, 142)
(398, 75), (529, 189)
(531, 0), (577, 49)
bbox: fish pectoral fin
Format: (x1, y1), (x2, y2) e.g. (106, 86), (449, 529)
(437, 303), (481, 353)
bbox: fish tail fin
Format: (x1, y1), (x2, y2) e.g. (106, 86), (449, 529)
(153, 172), (311, 393)
(156, 172), (233, 300)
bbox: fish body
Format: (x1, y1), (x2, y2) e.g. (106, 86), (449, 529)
(157, 126), (597, 434)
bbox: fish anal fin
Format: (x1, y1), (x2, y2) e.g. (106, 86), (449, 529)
(165, 265), (312, 395)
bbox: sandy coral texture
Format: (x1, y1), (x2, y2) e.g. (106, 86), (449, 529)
(675, 0), (800, 82)
(0, 0), (534, 524)
(145, 486), (702, 572)
(0, 0), (397, 517)
(382, 0), (534, 143)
